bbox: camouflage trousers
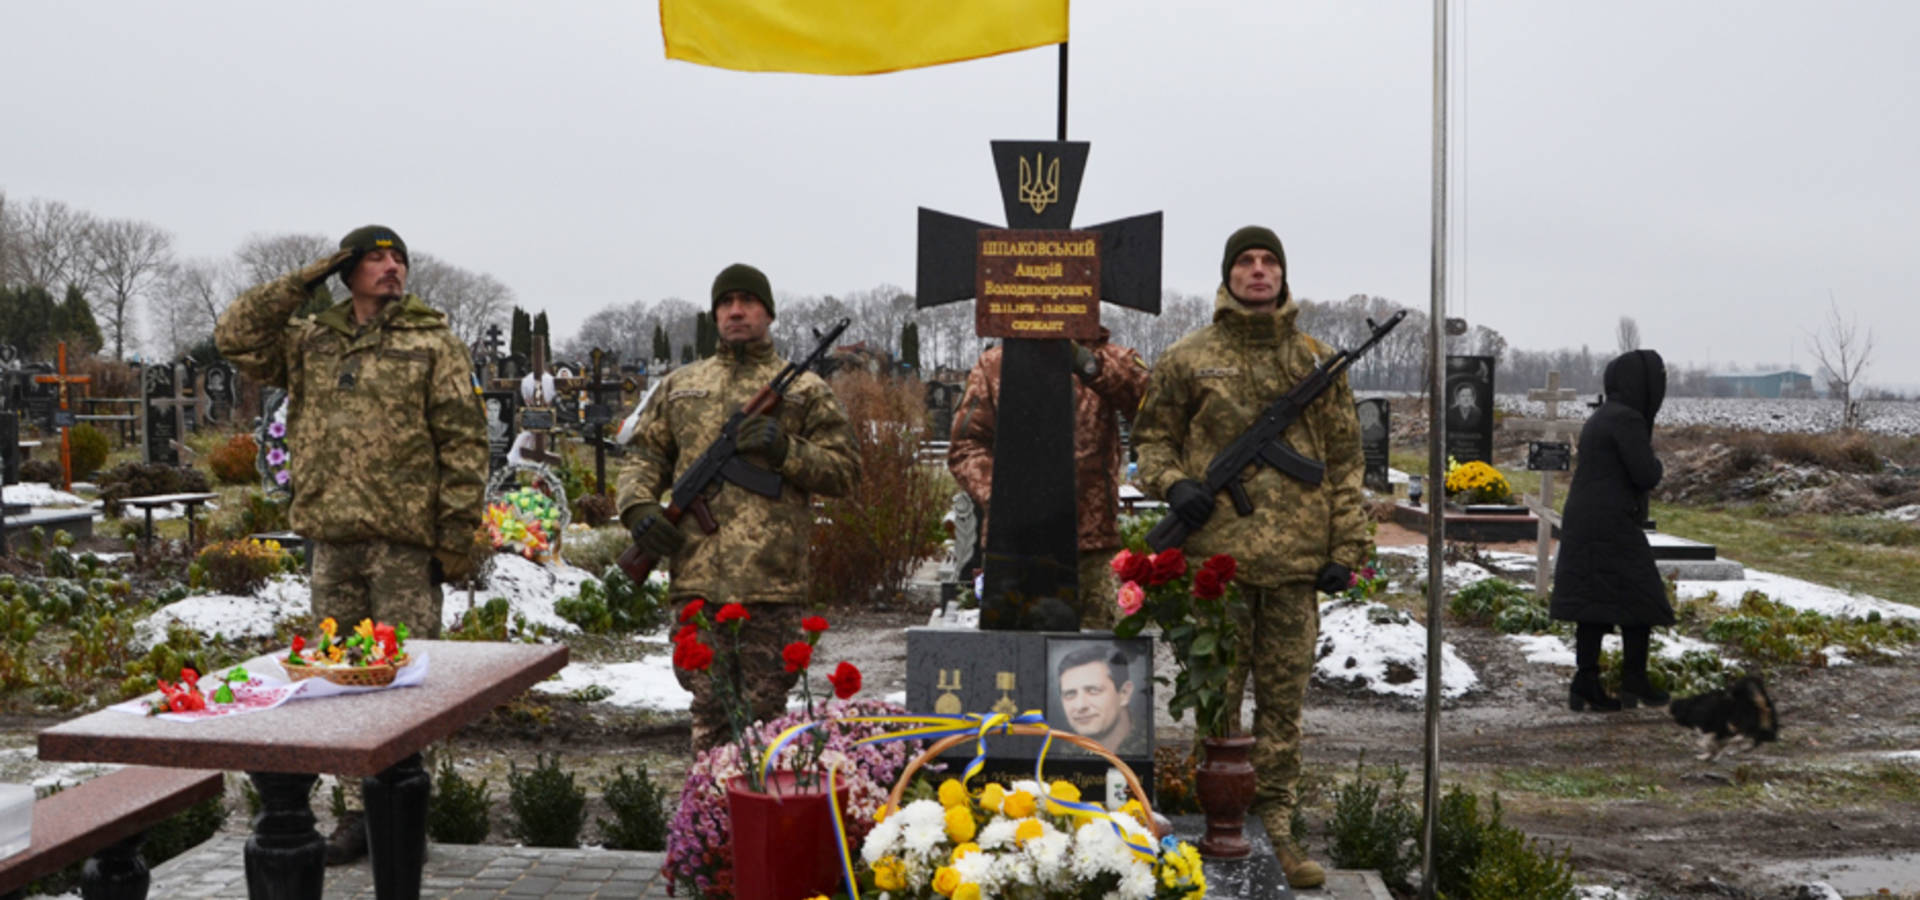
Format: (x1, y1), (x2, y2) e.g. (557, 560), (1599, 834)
(1076, 547), (1120, 631)
(674, 603), (803, 752)
(1223, 583), (1320, 814)
(311, 540), (444, 639)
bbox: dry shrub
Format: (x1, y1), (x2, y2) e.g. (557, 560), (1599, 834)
(209, 433), (260, 485)
(808, 372), (946, 607)
(1768, 432), (1882, 474)
(192, 538), (290, 595)
(71, 356), (139, 399)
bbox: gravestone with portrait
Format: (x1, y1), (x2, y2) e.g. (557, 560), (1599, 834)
(201, 361), (237, 425)
(1356, 397), (1391, 493)
(1444, 355), (1495, 465)
(482, 389), (519, 475)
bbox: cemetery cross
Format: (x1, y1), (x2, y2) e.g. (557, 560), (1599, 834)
(582, 347), (637, 497)
(916, 140), (1161, 630)
(32, 342), (92, 491)
(143, 363), (200, 467)
(1513, 370), (1583, 595)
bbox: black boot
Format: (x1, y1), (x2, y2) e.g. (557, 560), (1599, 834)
(324, 810), (367, 866)
(1569, 623), (1622, 712)
(1618, 625), (1669, 708)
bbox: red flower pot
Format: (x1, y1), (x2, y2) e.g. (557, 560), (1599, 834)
(725, 770), (850, 900)
(1195, 735), (1257, 859)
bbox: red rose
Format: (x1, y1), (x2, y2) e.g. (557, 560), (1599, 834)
(674, 640), (714, 672)
(715, 603), (750, 625)
(678, 599), (707, 623)
(1148, 548), (1186, 585)
(673, 624), (699, 646)
(802, 615), (829, 634)
(1204, 554), (1237, 583)
(782, 641), (814, 673)
(828, 661), (862, 699)
(1110, 549), (1151, 585)
(1192, 566), (1225, 600)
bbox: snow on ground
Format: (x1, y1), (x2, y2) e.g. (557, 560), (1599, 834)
(1884, 505), (1920, 523)
(1315, 598), (1478, 699)
(1495, 394), (1920, 436)
(532, 654), (691, 710)
(1675, 570), (1920, 622)
(450, 554), (596, 634)
(1506, 631), (1722, 669)
(1376, 544), (1537, 595)
(134, 574), (311, 649)
(0, 747), (121, 788)
(0, 482), (89, 507)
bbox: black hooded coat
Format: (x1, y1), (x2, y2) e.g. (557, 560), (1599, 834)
(1550, 349), (1675, 626)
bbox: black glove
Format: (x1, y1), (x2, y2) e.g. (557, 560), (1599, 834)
(1315, 562), (1353, 595)
(735, 414), (789, 468)
(629, 503), (688, 558)
(1166, 479), (1215, 529)
(296, 248), (354, 288)
(1070, 342), (1099, 380)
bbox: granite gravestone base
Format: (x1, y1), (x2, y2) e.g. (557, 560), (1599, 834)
(1168, 814), (1296, 900)
(904, 628), (1153, 807)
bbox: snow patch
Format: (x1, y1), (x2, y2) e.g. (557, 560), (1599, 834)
(532, 657), (691, 710)
(1, 483), (88, 507)
(1676, 571), (1920, 622)
(1883, 504), (1920, 523)
(1314, 599), (1478, 699)
(448, 555), (597, 634)
(135, 575), (311, 649)
(1507, 631), (1723, 669)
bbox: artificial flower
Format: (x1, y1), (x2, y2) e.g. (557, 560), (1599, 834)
(1204, 553), (1237, 582)
(1148, 547), (1186, 585)
(1192, 565), (1224, 600)
(931, 866), (962, 896)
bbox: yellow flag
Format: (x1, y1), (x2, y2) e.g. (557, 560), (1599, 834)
(660, 0), (1069, 76)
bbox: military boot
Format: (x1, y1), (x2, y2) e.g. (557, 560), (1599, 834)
(1260, 806), (1326, 889)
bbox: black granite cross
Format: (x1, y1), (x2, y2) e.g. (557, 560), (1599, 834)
(142, 363), (196, 467)
(582, 347), (637, 496)
(917, 140), (1161, 630)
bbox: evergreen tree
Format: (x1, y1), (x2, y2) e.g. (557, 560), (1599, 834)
(533, 311), (549, 340)
(695, 312), (717, 358)
(651, 323), (669, 362)
(58, 285), (104, 354)
(510, 307), (532, 360)
(680, 344), (693, 364)
(1, 285), (58, 355)
(900, 321), (921, 372)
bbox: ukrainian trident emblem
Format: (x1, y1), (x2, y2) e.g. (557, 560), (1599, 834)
(1018, 152), (1061, 214)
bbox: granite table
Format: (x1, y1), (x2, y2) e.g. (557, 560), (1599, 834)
(38, 640), (569, 900)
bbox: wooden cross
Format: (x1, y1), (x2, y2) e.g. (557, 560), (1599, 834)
(32, 343), (91, 491)
(517, 335), (562, 466)
(916, 140), (1162, 630)
(1511, 371), (1582, 595)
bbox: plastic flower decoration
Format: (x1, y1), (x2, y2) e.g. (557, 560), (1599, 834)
(286, 617), (410, 668)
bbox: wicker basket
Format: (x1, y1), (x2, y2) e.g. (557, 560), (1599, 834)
(883, 724), (1168, 838)
(280, 655), (411, 687)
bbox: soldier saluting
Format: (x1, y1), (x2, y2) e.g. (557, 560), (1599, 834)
(617, 263), (860, 751)
(1132, 226), (1373, 889)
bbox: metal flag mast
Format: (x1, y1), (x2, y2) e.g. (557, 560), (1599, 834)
(1419, 0), (1451, 896)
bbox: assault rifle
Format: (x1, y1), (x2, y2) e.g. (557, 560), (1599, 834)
(1145, 309), (1407, 552)
(615, 318), (851, 582)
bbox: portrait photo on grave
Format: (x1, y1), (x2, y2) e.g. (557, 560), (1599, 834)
(1046, 637), (1153, 760)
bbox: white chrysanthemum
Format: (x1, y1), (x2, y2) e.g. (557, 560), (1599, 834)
(1008, 778), (1046, 798)
(1118, 864), (1158, 900)
(898, 800), (947, 857)
(1027, 830), (1073, 884)
(861, 814), (903, 864)
(1071, 820), (1125, 878)
(953, 852), (1001, 892)
(977, 818), (1019, 850)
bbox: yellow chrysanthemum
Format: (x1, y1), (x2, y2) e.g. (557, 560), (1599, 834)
(931, 865), (962, 896)
(873, 857), (905, 891)
(950, 842), (979, 863)
(1002, 790), (1035, 818)
(1014, 818), (1044, 844)
(944, 804), (976, 843)
(978, 783), (1006, 812)
(937, 778), (968, 809)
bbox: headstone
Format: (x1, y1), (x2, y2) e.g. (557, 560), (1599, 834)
(175, 358), (202, 432)
(938, 491), (983, 590)
(202, 361), (237, 425)
(916, 139), (1162, 630)
(482, 389), (519, 475)
(256, 387), (293, 496)
(22, 364), (56, 431)
(924, 380), (960, 443)
(1, 411), (19, 485)
(905, 628), (1154, 805)
(1356, 397), (1391, 493)
(581, 348), (636, 495)
(1444, 355), (1495, 464)
(142, 363), (186, 466)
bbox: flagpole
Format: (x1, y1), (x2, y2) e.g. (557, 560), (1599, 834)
(1419, 0), (1450, 897)
(1057, 42), (1069, 140)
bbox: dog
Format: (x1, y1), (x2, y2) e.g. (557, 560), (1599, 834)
(1669, 676), (1779, 761)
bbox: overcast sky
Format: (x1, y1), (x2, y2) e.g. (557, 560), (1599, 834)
(4, 2), (1916, 390)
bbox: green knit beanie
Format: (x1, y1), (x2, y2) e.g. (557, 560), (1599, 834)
(339, 225), (408, 264)
(1221, 225), (1285, 286)
(710, 263), (775, 318)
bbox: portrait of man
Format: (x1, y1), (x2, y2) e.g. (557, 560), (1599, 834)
(1448, 382), (1482, 429)
(1048, 639), (1151, 759)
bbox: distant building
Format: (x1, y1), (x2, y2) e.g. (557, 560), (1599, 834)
(1705, 371), (1815, 399)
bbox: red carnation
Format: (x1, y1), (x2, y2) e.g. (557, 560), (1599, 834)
(1192, 566), (1225, 600)
(828, 661), (862, 699)
(782, 641), (814, 673)
(1148, 548), (1187, 585)
(674, 640), (714, 672)
(1204, 554), (1237, 583)
(679, 599), (707, 623)
(673, 623), (699, 646)
(715, 603), (750, 626)
(802, 615), (830, 634)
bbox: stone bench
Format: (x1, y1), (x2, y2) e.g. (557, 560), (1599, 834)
(0, 766), (224, 900)
(120, 492), (220, 549)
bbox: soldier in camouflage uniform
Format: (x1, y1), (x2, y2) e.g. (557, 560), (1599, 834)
(1132, 226), (1371, 889)
(217, 225), (487, 638)
(617, 263), (859, 751)
(947, 329), (1149, 628)
(216, 225), (488, 864)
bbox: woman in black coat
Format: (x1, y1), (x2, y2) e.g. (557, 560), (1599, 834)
(1551, 349), (1674, 711)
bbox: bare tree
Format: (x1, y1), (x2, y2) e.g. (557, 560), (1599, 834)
(0, 190), (18, 285)
(13, 198), (96, 292)
(151, 257), (237, 358)
(407, 253), (515, 346)
(1806, 295), (1875, 431)
(1616, 315), (1641, 354)
(86, 217), (175, 360)
(233, 232), (336, 290)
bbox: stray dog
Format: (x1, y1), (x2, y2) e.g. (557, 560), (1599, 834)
(1669, 676), (1778, 761)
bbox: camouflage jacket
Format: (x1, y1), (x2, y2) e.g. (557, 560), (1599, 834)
(214, 274), (488, 561)
(1133, 288), (1372, 586)
(948, 333), (1149, 552)
(615, 338), (859, 605)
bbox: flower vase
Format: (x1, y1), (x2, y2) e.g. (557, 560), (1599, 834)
(725, 769), (850, 900)
(1194, 735), (1257, 859)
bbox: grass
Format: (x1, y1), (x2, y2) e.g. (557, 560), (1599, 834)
(1494, 767), (1663, 801)
(1652, 502), (1920, 601)
(1687, 760), (1920, 812)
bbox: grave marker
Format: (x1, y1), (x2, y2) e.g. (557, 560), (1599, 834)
(202, 361), (237, 425)
(482, 389), (519, 475)
(32, 343), (91, 490)
(1357, 398), (1391, 493)
(916, 140), (1162, 630)
(1444, 355), (1495, 464)
(582, 348), (636, 495)
(141, 363), (196, 467)
(1510, 371), (1583, 595)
